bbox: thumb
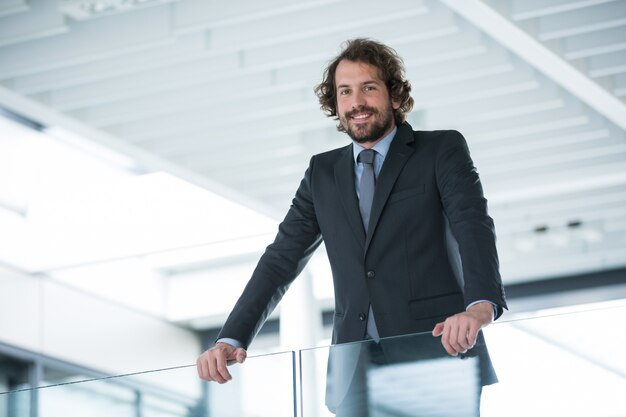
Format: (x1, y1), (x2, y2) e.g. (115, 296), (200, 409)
(432, 322), (444, 337)
(235, 348), (247, 364)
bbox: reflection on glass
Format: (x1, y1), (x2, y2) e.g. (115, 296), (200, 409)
(142, 393), (192, 417)
(0, 354), (31, 417)
(0, 390), (29, 417)
(300, 304), (626, 416)
(0, 351), (296, 417)
(301, 332), (485, 417)
(40, 380), (135, 417)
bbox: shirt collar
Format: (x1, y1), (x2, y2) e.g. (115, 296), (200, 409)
(352, 126), (397, 164)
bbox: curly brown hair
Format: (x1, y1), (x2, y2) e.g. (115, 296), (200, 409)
(314, 38), (414, 132)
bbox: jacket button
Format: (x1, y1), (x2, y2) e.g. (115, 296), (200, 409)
(366, 270), (376, 279)
(359, 313), (366, 321)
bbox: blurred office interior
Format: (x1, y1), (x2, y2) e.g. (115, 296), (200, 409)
(0, 0), (625, 416)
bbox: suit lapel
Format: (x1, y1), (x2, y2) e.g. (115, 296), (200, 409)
(365, 124), (416, 254)
(334, 144), (366, 248)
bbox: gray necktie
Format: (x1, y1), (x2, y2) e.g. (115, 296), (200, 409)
(358, 149), (380, 341)
(358, 149), (376, 233)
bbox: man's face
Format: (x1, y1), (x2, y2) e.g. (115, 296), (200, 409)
(335, 60), (400, 145)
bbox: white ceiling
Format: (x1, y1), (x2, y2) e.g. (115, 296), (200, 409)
(0, 0), (625, 290)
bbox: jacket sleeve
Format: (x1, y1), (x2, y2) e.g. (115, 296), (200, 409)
(435, 130), (507, 319)
(217, 156), (323, 348)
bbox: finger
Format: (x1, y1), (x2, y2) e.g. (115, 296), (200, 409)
(448, 320), (462, 355)
(201, 354), (213, 381)
(206, 354), (221, 383)
(441, 321), (457, 356)
(196, 356), (203, 380)
(467, 322), (480, 348)
(432, 322), (444, 337)
(456, 321), (472, 351)
(216, 352), (233, 383)
(460, 321), (472, 353)
(208, 350), (229, 384)
(197, 356), (209, 381)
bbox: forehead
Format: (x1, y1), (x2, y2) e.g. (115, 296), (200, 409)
(335, 60), (384, 86)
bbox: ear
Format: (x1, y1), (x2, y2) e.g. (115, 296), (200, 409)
(391, 97), (401, 110)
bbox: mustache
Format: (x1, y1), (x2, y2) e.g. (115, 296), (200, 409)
(345, 106), (378, 118)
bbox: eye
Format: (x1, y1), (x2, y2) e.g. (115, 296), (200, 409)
(339, 89), (350, 96)
(364, 85), (376, 92)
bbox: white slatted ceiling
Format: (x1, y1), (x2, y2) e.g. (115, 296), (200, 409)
(0, 0), (625, 283)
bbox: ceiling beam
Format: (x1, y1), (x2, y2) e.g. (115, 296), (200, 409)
(440, 0), (626, 131)
(0, 0), (67, 47)
(534, 1), (626, 41)
(509, 0), (619, 21)
(0, 0), (430, 80)
(0, 0), (28, 18)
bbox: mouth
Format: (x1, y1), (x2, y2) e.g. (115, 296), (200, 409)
(349, 112), (373, 123)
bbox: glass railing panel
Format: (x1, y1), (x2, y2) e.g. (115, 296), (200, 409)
(4, 303), (624, 417)
(300, 302), (626, 417)
(481, 303), (626, 417)
(0, 350), (296, 417)
(300, 332), (484, 417)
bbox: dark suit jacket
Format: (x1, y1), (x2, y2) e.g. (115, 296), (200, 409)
(218, 123), (507, 355)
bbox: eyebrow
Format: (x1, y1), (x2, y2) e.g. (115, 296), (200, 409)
(336, 80), (381, 89)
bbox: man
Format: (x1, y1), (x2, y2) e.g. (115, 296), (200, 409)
(197, 38), (507, 412)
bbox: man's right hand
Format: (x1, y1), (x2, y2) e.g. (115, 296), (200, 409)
(196, 342), (247, 383)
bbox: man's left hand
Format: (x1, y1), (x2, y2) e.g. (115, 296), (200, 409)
(431, 302), (494, 356)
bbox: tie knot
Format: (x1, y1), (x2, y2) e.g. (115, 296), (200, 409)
(358, 149), (376, 164)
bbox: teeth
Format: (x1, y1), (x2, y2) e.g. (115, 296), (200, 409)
(353, 114), (370, 119)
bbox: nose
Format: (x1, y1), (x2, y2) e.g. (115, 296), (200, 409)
(351, 90), (366, 109)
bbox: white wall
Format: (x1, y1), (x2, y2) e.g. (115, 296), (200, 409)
(0, 266), (201, 396)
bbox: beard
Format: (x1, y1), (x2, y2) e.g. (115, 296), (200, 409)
(340, 104), (395, 144)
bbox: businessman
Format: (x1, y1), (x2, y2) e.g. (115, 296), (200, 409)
(197, 38), (507, 413)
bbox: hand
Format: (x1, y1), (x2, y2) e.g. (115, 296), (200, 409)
(196, 342), (247, 383)
(431, 302), (494, 356)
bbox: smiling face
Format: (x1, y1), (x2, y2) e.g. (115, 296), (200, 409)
(335, 59), (401, 147)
